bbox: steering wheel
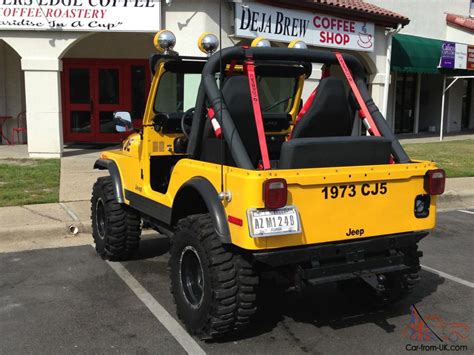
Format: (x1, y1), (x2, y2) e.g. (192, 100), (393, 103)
(180, 107), (195, 139)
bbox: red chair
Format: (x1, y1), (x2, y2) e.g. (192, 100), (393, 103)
(11, 111), (27, 145)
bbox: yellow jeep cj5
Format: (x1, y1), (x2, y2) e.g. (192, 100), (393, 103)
(91, 31), (446, 339)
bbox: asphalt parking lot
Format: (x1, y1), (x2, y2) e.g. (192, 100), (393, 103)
(1, 210), (473, 354)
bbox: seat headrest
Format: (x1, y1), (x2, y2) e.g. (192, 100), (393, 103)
(291, 77), (353, 138)
(219, 75), (261, 167)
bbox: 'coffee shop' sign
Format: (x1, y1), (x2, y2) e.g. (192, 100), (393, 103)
(235, 2), (375, 52)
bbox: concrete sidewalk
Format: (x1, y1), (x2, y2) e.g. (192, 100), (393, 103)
(439, 177), (474, 211)
(399, 132), (474, 144)
(59, 148), (108, 202)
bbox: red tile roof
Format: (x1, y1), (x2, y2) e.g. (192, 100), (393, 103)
(262, 0), (410, 27)
(446, 13), (474, 32)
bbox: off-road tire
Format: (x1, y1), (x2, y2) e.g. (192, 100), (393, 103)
(169, 214), (258, 339)
(91, 176), (141, 260)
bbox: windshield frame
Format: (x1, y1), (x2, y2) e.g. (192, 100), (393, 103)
(153, 60), (206, 115)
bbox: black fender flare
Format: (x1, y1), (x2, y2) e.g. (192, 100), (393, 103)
(172, 177), (231, 244)
(93, 159), (124, 203)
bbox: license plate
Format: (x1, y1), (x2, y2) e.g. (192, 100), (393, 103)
(247, 206), (301, 237)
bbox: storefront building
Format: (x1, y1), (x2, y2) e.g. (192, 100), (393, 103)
(0, 0), (408, 157)
(368, 0), (474, 136)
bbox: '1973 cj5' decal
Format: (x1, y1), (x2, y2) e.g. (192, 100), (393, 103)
(322, 182), (387, 200)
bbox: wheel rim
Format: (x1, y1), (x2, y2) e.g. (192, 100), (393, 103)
(96, 198), (106, 240)
(179, 246), (204, 308)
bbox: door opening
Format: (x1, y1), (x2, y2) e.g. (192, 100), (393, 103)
(62, 59), (151, 143)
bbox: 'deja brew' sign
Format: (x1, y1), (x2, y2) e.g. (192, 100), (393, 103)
(235, 2), (375, 52)
(0, 0), (160, 32)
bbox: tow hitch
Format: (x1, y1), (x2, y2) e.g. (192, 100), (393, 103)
(359, 274), (387, 294)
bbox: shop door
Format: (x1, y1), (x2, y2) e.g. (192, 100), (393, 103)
(63, 60), (150, 143)
(394, 73), (416, 134)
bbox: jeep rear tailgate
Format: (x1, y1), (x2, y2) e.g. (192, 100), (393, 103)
(222, 160), (439, 250)
(264, 161), (438, 249)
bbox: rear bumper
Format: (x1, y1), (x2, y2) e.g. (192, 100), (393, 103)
(252, 231), (428, 285)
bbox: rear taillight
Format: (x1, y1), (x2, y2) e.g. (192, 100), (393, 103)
(424, 169), (446, 195)
(263, 178), (287, 209)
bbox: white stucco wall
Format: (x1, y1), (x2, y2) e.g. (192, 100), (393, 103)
(446, 25), (473, 45)
(366, 0), (470, 41)
(163, 0), (236, 56)
(64, 33), (155, 59)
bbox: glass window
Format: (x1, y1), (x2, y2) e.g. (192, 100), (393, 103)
(258, 76), (297, 113)
(99, 111), (116, 133)
(99, 69), (119, 104)
(71, 111), (91, 133)
(154, 71), (201, 113)
(69, 69), (90, 104)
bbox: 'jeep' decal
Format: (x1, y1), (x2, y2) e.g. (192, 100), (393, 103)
(346, 228), (365, 237)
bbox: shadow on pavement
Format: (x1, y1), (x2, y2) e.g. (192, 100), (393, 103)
(120, 232), (446, 346)
(130, 234), (171, 261)
(213, 270), (444, 344)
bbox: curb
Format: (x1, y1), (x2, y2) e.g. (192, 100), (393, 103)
(437, 191), (474, 211)
(0, 221), (92, 243)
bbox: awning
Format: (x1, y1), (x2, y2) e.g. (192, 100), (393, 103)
(391, 34), (443, 74)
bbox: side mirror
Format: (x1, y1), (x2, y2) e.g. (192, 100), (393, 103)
(114, 111), (133, 133)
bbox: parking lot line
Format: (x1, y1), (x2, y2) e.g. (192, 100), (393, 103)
(106, 261), (206, 355)
(458, 210), (474, 215)
(421, 264), (474, 289)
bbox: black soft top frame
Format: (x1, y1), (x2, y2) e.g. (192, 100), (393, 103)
(149, 53), (313, 77)
(187, 46), (409, 169)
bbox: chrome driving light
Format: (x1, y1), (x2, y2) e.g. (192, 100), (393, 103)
(251, 37), (271, 48)
(154, 30), (176, 54)
(288, 39), (308, 49)
(198, 33), (219, 56)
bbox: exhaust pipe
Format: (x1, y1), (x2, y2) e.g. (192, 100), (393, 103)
(68, 224), (79, 235)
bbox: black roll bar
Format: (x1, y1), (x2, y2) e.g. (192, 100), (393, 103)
(197, 47), (410, 168)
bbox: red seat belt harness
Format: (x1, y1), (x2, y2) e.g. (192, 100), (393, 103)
(206, 107), (222, 138)
(335, 52), (381, 137)
(244, 58), (271, 170)
(207, 59), (238, 139)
